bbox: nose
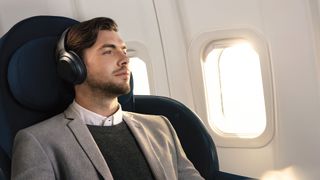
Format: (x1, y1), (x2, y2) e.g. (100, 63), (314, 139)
(118, 51), (129, 66)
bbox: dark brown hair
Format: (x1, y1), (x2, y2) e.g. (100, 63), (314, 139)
(66, 17), (118, 59)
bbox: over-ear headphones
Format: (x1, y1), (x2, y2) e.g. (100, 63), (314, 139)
(56, 28), (86, 84)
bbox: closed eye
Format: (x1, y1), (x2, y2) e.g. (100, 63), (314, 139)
(102, 50), (113, 55)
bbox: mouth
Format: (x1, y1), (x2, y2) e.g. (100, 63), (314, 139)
(114, 69), (130, 79)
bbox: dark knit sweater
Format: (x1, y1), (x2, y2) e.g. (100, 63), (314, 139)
(87, 122), (154, 180)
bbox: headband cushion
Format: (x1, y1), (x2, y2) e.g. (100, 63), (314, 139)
(7, 37), (74, 111)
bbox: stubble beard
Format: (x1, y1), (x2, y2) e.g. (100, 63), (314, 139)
(86, 77), (131, 98)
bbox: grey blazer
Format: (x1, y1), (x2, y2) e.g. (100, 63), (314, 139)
(11, 106), (204, 180)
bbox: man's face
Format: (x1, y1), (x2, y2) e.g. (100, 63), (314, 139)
(82, 30), (130, 97)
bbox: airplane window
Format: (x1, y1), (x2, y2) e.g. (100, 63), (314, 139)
(129, 57), (150, 95)
(203, 42), (266, 138)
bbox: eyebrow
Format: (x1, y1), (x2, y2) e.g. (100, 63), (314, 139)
(100, 44), (127, 50)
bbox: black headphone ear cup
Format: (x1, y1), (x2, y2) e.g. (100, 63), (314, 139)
(56, 28), (87, 84)
(57, 50), (87, 84)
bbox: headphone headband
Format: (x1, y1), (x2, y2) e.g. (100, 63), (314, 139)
(56, 28), (69, 59)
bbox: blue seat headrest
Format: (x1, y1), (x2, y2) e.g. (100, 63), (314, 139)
(7, 37), (74, 111)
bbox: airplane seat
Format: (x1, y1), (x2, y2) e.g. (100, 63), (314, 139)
(0, 15), (252, 180)
(0, 16), (79, 180)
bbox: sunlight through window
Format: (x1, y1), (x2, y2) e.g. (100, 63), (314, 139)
(204, 42), (266, 137)
(129, 57), (150, 95)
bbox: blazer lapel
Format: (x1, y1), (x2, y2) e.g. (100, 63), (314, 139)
(123, 112), (167, 180)
(65, 109), (113, 180)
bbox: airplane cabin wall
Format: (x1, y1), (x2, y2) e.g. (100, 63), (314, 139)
(152, 0), (320, 178)
(1, 0), (320, 179)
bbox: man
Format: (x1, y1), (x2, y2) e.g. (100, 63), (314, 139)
(11, 17), (204, 180)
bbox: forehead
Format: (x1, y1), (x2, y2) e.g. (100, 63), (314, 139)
(94, 30), (126, 47)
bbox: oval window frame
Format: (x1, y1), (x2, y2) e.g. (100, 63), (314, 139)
(188, 28), (275, 147)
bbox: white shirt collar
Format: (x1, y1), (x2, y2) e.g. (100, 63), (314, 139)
(70, 100), (123, 126)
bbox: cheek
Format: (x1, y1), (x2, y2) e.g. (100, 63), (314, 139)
(88, 63), (113, 78)
(85, 56), (116, 76)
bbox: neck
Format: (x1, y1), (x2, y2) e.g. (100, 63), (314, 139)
(75, 86), (119, 117)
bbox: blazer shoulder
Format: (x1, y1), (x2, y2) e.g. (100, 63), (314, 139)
(18, 112), (68, 135)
